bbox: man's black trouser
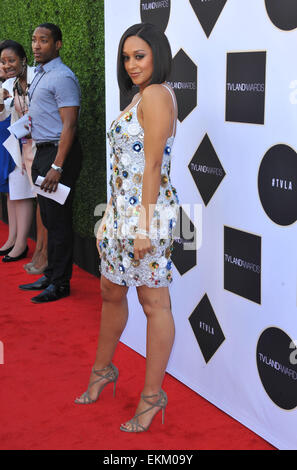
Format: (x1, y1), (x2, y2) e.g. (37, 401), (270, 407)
(31, 139), (82, 287)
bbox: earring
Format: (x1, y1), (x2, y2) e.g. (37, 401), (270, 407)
(20, 61), (26, 77)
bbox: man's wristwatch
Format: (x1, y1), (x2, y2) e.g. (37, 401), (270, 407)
(51, 163), (63, 174)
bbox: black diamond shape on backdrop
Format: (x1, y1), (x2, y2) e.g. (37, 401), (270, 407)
(172, 206), (197, 276)
(189, 294), (225, 364)
(189, 134), (225, 206)
(190, 0), (228, 37)
(167, 49), (197, 122)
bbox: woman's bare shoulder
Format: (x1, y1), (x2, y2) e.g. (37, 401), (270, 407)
(142, 83), (171, 104)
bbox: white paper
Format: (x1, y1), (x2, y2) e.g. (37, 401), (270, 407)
(34, 176), (70, 205)
(8, 114), (31, 139)
(2, 134), (22, 168)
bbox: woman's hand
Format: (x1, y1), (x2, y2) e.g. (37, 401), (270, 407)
(133, 234), (152, 261)
(3, 89), (11, 100)
(0, 88), (11, 106)
(0, 89), (11, 100)
(95, 198), (112, 258)
(96, 221), (106, 258)
(96, 237), (103, 258)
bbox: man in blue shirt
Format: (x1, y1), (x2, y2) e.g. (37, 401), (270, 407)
(19, 23), (82, 303)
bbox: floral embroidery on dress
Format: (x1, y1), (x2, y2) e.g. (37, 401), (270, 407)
(102, 96), (179, 288)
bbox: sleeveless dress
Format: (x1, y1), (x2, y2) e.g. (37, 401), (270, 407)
(101, 84), (179, 288)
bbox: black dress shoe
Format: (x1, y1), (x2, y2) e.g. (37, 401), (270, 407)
(19, 275), (50, 291)
(2, 246), (28, 263)
(31, 284), (70, 303)
(0, 245), (14, 256)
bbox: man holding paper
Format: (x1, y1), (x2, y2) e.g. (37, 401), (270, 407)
(19, 23), (82, 303)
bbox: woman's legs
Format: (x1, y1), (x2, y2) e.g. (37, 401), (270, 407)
(30, 203), (48, 268)
(0, 195), (17, 251)
(76, 275), (129, 402)
(139, 285), (174, 394)
(75, 276), (175, 430)
(121, 285), (175, 430)
(8, 198), (33, 257)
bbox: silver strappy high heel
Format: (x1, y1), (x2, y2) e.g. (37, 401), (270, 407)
(75, 363), (118, 404)
(120, 389), (168, 432)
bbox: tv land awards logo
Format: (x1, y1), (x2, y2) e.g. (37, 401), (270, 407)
(167, 49), (197, 122)
(258, 144), (297, 226)
(189, 294), (225, 363)
(226, 51), (266, 125)
(140, 0), (171, 32)
(224, 226), (261, 304)
(172, 206), (197, 275)
(120, 50), (198, 117)
(257, 327), (297, 410)
(189, 134), (226, 206)
(265, 0), (297, 31)
(189, 0), (228, 37)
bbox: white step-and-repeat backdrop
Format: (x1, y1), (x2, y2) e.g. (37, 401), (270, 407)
(104, 0), (297, 449)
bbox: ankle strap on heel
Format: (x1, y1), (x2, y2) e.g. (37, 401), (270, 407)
(120, 389), (168, 432)
(92, 363), (118, 380)
(140, 390), (167, 407)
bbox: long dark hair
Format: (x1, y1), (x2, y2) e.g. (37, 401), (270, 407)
(117, 23), (172, 95)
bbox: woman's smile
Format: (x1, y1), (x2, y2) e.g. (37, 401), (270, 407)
(123, 36), (153, 92)
(0, 49), (23, 78)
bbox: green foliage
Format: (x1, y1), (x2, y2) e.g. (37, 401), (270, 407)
(1, 0), (106, 238)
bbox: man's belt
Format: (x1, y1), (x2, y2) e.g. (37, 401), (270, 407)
(36, 141), (59, 149)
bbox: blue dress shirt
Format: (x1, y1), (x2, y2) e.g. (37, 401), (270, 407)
(28, 57), (81, 143)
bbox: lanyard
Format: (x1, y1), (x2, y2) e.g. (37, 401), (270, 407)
(28, 71), (46, 102)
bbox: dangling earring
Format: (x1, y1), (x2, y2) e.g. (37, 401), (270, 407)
(20, 60), (26, 77)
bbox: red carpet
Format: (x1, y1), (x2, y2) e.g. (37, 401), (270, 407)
(0, 220), (274, 450)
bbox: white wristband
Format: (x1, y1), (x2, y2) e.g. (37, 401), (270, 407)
(136, 228), (150, 237)
(0, 88), (4, 105)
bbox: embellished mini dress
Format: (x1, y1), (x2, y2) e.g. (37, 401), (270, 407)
(101, 84), (179, 288)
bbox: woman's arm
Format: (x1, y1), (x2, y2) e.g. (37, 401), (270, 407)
(134, 84), (173, 260)
(96, 196), (113, 256)
(0, 88), (12, 120)
(0, 78), (14, 121)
